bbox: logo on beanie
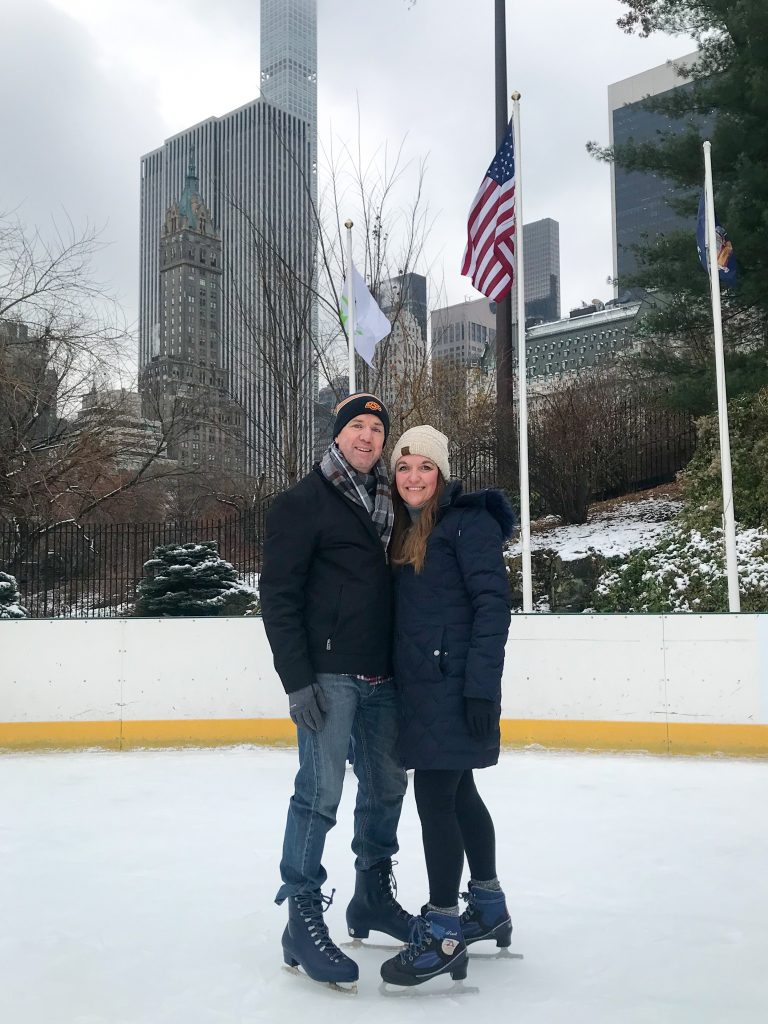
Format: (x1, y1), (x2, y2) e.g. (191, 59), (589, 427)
(400, 446), (411, 456)
(364, 401), (382, 412)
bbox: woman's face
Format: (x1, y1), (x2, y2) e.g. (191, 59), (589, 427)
(394, 454), (439, 508)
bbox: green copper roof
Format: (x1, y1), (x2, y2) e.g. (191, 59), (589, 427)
(177, 147), (202, 231)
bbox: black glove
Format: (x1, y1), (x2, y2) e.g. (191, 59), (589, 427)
(464, 698), (498, 742)
(288, 683), (328, 732)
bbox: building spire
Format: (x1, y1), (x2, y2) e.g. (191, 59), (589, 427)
(187, 143), (198, 185)
(168, 142), (211, 234)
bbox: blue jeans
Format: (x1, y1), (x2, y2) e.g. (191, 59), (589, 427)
(276, 673), (407, 903)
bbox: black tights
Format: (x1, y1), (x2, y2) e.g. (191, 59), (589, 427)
(413, 769), (497, 908)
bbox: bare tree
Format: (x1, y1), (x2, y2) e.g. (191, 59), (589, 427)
(521, 370), (639, 524)
(220, 122), (438, 495)
(0, 214), (188, 527)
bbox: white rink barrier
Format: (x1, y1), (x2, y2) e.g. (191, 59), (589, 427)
(1, 615), (767, 756)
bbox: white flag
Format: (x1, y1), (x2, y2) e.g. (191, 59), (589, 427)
(341, 263), (392, 367)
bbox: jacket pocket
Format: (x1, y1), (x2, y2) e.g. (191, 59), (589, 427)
(396, 626), (447, 684)
(430, 627), (448, 681)
(438, 646), (449, 676)
(324, 586), (344, 651)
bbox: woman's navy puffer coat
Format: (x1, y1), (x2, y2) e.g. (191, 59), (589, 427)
(393, 481), (515, 770)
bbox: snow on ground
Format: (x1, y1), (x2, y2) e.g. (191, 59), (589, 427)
(2, 746), (767, 1023)
(507, 494), (683, 562)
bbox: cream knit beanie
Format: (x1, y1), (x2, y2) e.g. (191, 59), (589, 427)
(390, 425), (450, 480)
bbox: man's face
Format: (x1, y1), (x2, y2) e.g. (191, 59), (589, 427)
(335, 414), (385, 473)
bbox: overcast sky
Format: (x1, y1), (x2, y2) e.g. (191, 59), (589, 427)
(2, 0), (693, 337)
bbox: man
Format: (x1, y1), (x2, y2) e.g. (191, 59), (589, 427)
(260, 393), (412, 989)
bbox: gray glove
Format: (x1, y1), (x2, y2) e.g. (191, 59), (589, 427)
(288, 683), (328, 732)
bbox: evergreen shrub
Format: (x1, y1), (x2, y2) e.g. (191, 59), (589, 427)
(135, 541), (257, 617)
(0, 571), (27, 619)
(681, 388), (768, 531)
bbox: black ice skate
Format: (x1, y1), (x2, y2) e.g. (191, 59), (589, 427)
(282, 890), (359, 993)
(345, 858), (414, 948)
(379, 910), (470, 990)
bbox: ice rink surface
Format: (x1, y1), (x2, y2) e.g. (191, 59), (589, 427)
(2, 746), (766, 1023)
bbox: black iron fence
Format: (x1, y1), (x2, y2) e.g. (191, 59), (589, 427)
(2, 402), (696, 618)
(451, 441), (498, 492)
(452, 400), (696, 501)
(0, 509), (267, 619)
(604, 399), (697, 496)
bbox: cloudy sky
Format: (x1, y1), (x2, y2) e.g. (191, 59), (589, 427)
(2, 0), (693, 336)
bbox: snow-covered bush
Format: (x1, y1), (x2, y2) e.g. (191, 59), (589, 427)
(592, 524), (768, 613)
(0, 571), (27, 619)
(134, 541), (258, 617)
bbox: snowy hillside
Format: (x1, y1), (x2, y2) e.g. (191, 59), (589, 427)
(505, 483), (768, 613)
(507, 487), (683, 562)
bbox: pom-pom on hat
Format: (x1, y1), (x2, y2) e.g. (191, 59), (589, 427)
(390, 425), (450, 481)
(333, 392), (390, 442)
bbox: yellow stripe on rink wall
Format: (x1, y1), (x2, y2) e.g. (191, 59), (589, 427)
(0, 720), (124, 750)
(1, 718), (767, 757)
(499, 719), (768, 757)
(0, 719), (295, 752)
(122, 719), (296, 749)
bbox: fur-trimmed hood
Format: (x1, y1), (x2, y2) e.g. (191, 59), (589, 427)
(438, 480), (517, 541)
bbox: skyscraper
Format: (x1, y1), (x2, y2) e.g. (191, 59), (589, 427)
(0, 320), (59, 442)
(521, 218), (560, 324)
(380, 272), (428, 342)
(609, 53), (707, 291)
(372, 272), (428, 407)
(139, 0), (317, 485)
(432, 219), (560, 367)
(140, 156), (244, 475)
(431, 297), (496, 367)
(260, 0), (317, 174)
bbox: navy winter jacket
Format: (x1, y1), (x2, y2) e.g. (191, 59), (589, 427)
(393, 482), (515, 770)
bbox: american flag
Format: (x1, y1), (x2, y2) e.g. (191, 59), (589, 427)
(461, 120), (516, 301)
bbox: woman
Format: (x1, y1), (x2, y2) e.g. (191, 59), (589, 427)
(380, 425), (515, 989)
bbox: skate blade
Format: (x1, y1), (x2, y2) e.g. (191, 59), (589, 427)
(469, 947), (523, 960)
(282, 964), (358, 994)
(379, 980), (479, 998)
(342, 938), (406, 951)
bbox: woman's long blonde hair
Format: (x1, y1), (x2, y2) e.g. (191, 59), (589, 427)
(390, 472), (446, 573)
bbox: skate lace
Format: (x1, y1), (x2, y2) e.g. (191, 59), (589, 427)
(296, 889), (347, 964)
(401, 915), (431, 963)
(459, 888), (475, 924)
(381, 860), (411, 921)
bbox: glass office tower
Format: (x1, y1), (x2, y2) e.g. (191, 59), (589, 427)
(609, 53), (709, 292)
(139, 0), (318, 481)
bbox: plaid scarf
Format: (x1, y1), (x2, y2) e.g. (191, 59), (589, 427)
(320, 443), (394, 554)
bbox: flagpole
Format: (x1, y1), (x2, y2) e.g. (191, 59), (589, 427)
(703, 141), (740, 613)
(512, 92), (533, 613)
(494, 0), (515, 491)
(345, 219), (356, 393)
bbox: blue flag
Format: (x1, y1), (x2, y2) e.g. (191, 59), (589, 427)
(696, 193), (737, 286)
